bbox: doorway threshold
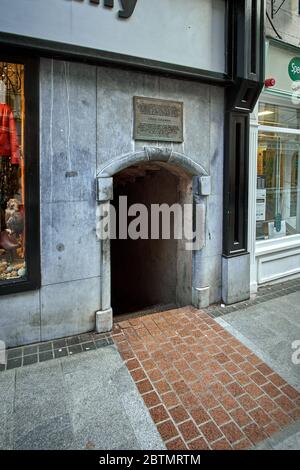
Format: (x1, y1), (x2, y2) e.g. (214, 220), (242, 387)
(114, 303), (177, 323)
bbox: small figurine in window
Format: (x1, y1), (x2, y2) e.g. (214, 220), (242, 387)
(0, 198), (23, 262)
(5, 198), (24, 237)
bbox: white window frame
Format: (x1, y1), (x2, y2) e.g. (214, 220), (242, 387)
(256, 124), (300, 251)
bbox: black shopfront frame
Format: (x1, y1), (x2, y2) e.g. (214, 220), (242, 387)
(0, 52), (40, 296)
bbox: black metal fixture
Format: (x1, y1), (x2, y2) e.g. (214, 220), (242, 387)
(266, 10), (282, 39)
(271, 0), (288, 18)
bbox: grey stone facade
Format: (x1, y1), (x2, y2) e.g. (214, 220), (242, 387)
(266, 0), (300, 46)
(0, 58), (225, 347)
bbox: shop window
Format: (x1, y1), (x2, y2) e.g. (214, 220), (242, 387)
(258, 102), (300, 130)
(0, 56), (39, 294)
(256, 103), (300, 240)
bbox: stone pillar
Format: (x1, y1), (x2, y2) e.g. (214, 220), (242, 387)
(222, 253), (250, 305)
(95, 177), (113, 333)
(192, 176), (211, 309)
(222, 0), (265, 305)
(222, 110), (251, 305)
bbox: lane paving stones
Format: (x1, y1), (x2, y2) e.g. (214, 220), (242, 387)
(113, 306), (300, 450)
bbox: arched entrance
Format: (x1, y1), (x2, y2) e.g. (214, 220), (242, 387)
(111, 162), (193, 315)
(95, 147), (209, 329)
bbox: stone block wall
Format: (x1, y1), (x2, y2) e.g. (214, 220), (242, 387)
(0, 58), (224, 347)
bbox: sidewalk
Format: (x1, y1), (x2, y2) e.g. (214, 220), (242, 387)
(0, 282), (299, 450)
(0, 345), (164, 450)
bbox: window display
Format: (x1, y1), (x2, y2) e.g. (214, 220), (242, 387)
(256, 103), (300, 240)
(0, 62), (26, 282)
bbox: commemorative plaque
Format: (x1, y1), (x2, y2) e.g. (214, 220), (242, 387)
(133, 96), (183, 143)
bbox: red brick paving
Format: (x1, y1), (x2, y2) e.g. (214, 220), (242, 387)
(112, 306), (300, 450)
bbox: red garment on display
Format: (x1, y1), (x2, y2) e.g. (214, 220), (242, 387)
(0, 103), (20, 164)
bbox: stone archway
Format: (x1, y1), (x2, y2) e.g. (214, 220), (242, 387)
(95, 147), (210, 332)
(97, 147), (208, 178)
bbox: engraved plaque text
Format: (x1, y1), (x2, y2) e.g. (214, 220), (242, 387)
(134, 96), (183, 143)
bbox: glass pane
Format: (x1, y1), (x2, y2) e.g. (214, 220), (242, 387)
(0, 62), (26, 283)
(256, 131), (300, 240)
(258, 102), (300, 129)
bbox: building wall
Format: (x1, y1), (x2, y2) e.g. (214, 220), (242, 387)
(266, 0), (300, 46)
(0, 58), (224, 348)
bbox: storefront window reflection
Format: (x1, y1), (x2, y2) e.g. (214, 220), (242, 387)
(256, 103), (300, 240)
(258, 102), (300, 129)
(0, 62), (26, 282)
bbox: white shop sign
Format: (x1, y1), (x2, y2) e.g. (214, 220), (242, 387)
(256, 189), (266, 222)
(0, 0), (226, 73)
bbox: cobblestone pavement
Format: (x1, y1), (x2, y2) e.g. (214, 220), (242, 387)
(113, 306), (300, 450)
(214, 291), (300, 392)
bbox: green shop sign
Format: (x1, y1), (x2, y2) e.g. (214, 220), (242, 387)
(288, 57), (300, 81)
